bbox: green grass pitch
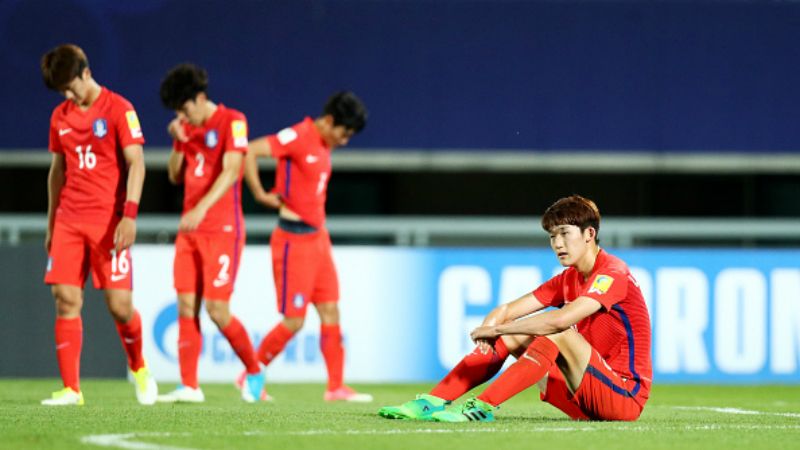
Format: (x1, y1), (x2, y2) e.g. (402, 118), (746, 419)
(1, 380), (798, 450)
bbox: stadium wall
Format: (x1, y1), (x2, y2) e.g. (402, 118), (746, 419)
(4, 244), (799, 384)
(0, 245), (128, 378)
(4, 0), (800, 152)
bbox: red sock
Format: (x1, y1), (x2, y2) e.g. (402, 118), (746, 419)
(178, 316), (202, 389)
(320, 324), (344, 391)
(55, 317), (82, 392)
(430, 338), (510, 401)
(257, 322), (295, 366)
(221, 316), (260, 374)
(478, 337), (559, 406)
(115, 310), (144, 371)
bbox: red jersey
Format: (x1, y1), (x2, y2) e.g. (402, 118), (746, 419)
(175, 104), (248, 234)
(533, 249), (652, 403)
(48, 87), (145, 224)
(266, 117), (331, 228)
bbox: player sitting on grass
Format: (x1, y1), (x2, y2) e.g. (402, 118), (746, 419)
(379, 195), (652, 422)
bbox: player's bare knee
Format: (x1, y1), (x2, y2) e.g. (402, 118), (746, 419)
(314, 302), (339, 324)
(204, 301), (231, 328)
(105, 290), (133, 322)
(283, 316), (305, 332)
(52, 285), (82, 316)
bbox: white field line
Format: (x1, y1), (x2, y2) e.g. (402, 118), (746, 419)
(82, 425), (800, 450)
(81, 406), (800, 450)
(80, 433), (193, 450)
(671, 406), (800, 419)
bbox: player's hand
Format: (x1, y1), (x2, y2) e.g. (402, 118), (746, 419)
(179, 207), (207, 232)
(168, 118), (188, 143)
(254, 191), (282, 209)
(114, 217), (137, 252)
(471, 325), (500, 343)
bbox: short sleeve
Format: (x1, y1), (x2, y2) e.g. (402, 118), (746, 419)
(579, 271), (629, 311)
(224, 112), (248, 153)
(266, 125), (300, 159)
(48, 112), (63, 154)
(114, 99), (145, 148)
(532, 271), (567, 308)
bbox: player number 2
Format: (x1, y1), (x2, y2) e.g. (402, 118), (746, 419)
(110, 249), (130, 275)
(194, 153), (205, 177)
(217, 254), (230, 282)
(75, 145), (97, 170)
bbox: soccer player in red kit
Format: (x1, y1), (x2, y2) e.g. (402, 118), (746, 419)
(242, 92), (372, 402)
(157, 64), (264, 403)
(380, 195), (652, 422)
(40, 44), (157, 406)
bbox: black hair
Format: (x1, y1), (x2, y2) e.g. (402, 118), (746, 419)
(323, 91), (367, 133)
(159, 63), (209, 110)
(41, 44), (88, 91)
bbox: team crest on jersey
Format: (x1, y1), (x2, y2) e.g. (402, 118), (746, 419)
(293, 293), (305, 309)
(125, 111), (143, 139)
(231, 120), (247, 148)
(588, 274), (614, 295)
(205, 130), (218, 148)
(93, 118), (108, 138)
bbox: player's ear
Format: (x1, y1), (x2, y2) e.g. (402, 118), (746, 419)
(585, 227), (595, 242)
(81, 67), (91, 81)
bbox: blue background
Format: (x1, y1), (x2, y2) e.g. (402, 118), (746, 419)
(4, 0), (800, 152)
(425, 248), (800, 383)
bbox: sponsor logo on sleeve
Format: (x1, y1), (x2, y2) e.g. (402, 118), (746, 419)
(125, 111), (143, 139)
(93, 118), (108, 138)
(205, 129), (219, 148)
(588, 274), (614, 295)
(277, 127), (298, 145)
(231, 120), (248, 148)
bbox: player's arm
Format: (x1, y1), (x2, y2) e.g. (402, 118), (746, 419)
(244, 137), (282, 209)
(45, 153), (66, 252)
(179, 151), (242, 232)
(474, 292), (546, 353)
(167, 149), (185, 185)
(113, 144), (145, 252)
(471, 296), (603, 341)
(481, 292), (546, 328)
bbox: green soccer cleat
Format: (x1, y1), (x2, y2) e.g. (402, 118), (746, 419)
(431, 397), (495, 423)
(378, 394), (450, 420)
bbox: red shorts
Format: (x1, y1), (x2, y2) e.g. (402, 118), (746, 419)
(173, 231), (245, 301)
(270, 227), (339, 318)
(45, 219), (133, 290)
(540, 349), (646, 421)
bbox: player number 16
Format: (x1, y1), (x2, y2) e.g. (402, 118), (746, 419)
(75, 145), (97, 170)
